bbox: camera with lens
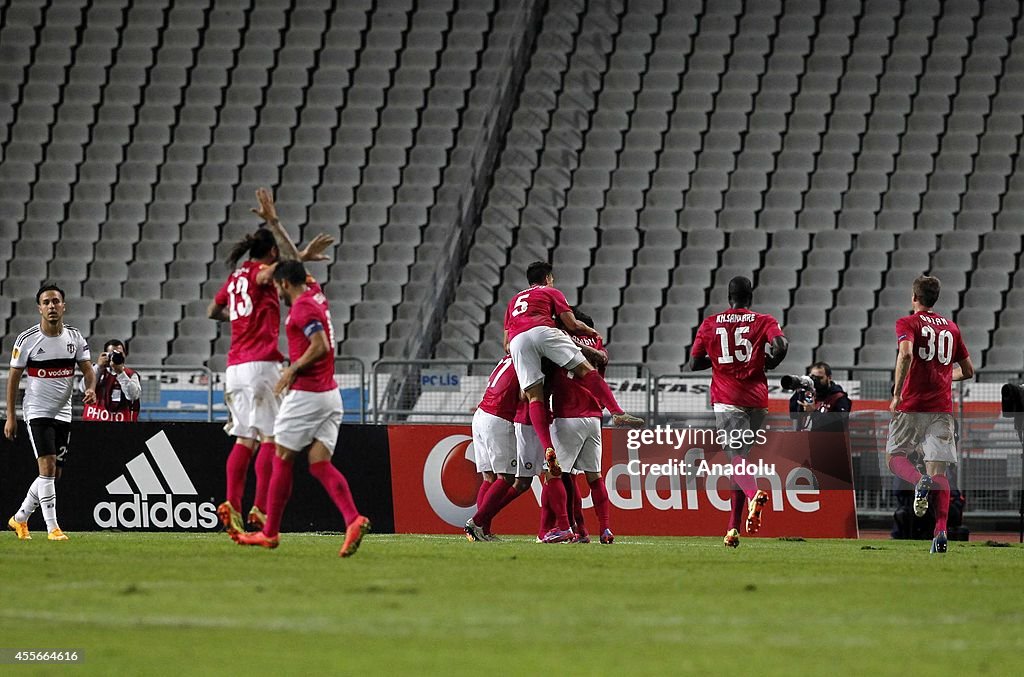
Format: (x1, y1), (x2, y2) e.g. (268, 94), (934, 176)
(110, 351), (125, 365)
(780, 374), (815, 392)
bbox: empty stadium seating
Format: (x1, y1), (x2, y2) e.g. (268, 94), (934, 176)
(1, 0), (1023, 377)
(440, 0), (1024, 375)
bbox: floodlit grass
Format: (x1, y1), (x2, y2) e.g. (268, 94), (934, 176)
(1, 532), (1021, 675)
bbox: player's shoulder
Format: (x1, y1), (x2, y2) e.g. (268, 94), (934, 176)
(14, 325), (41, 343)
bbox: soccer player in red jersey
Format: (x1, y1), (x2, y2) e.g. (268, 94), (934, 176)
(690, 276), (788, 548)
(548, 348), (614, 545)
(464, 355), (531, 541)
(504, 262), (643, 476)
(235, 260), (370, 556)
(563, 308), (610, 543)
(886, 275), (974, 554)
(209, 188), (333, 537)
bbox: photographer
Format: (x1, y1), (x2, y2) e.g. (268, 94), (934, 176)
(83, 339), (142, 422)
(785, 362), (852, 432)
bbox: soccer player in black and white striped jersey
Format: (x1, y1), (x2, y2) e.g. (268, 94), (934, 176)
(5, 284), (97, 541)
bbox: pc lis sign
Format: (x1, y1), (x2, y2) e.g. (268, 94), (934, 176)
(420, 369), (462, 392)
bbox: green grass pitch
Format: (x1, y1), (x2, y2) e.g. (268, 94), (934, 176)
(1, 532), (1021, 675)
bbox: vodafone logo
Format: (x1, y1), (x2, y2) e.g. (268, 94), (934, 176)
(422, 434), (480, 527)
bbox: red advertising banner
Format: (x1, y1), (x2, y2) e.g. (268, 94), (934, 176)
(388, 425), (858, 538)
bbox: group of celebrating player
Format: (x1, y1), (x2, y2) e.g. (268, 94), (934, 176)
(208, 189), (370, 557)
(4, 187), (974, 555)
(472, 262), (972, 554)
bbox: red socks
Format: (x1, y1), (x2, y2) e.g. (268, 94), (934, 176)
(225, 442), (252, 509)
(539, 501), (554, 540)
(563, 474), (585, 534)
(728, 489), (745, 531)
(475, 479), (493, 511)
(262, 454), (294, 538)
(579, 369), (624, 415)
(931, 475), (950, 535)
(589, 477), (611, 532)
(309, 460), (359, 526)
(473, 478), (511, 525)
(543, 477), (570, 531)
(888, 455), (923, 485)
(253, 441), (276, 512)
(528, 400), (555, 450)
(729, 457), (759, 499)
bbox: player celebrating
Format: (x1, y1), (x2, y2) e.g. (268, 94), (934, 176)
(548, 354), (614, 544)
(209, 188), (334, 537)
(504, 262), (642, 477)
(464, 354), (525, 541)
(886, 275), (973, 554)
(6, 284), (97, 541)
(235, 261), (370, 557)
(689, 276), (788, 548)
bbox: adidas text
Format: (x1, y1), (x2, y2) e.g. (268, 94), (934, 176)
(94, 495), (218, 529)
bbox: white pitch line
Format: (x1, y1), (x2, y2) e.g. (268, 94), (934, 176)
(0, 609), (331, 633)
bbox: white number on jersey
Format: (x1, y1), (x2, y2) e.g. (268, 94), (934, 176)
(487, 356), (514, 389)
(918, 325), (954, 365)
(715, 326), (752, 364)
(324, 309), (337, 348)
(227, 276), (253, 320)
(511, 293), (530, 317)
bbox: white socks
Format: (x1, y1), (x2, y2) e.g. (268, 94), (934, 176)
(17, 476), (59, 531)
(36, 476), (58, 531)
(14, 476), (41, 523)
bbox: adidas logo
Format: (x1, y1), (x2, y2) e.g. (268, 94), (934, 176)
(37, 347), (45, 354)
(93, 431), (218, 529)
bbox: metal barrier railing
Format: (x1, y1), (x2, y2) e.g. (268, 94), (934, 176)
(2, 359), (373, 424)
(370, 359), (653, 424)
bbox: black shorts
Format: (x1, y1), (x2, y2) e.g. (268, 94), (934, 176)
(27, 418), (72, 466)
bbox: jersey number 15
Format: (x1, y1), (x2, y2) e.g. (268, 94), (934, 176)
(715, 326), (752, 364)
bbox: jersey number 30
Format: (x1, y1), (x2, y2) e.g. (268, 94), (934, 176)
(919, 326), (954, 365)
(715, 326), (752, 364)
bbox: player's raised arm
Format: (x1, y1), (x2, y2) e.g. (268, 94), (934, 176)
(299, 233), (336, 262)
(253, 187), (302, 261)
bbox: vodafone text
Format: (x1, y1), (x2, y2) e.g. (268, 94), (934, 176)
(626, 424), (768, 451)
(607, 448), (820, 513)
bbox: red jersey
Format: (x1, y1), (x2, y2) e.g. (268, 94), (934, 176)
(572, 333), (607, 376)
(550, 369), (601, 419)
(503, 285), (573, 341)
(691, 308), (784, 408)
(285, 282), (337, 392)
(215, 260), (285, 366)
(478, 355), (520, 422)
(895, 311), (969, 413)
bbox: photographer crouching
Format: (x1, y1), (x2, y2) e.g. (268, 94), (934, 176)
(83, 339), (142, 422)
(782, 362), (852, 433)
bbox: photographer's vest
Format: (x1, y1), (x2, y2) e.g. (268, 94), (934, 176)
(84, 367), (141, 422)
(817, 390), (849, 412)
